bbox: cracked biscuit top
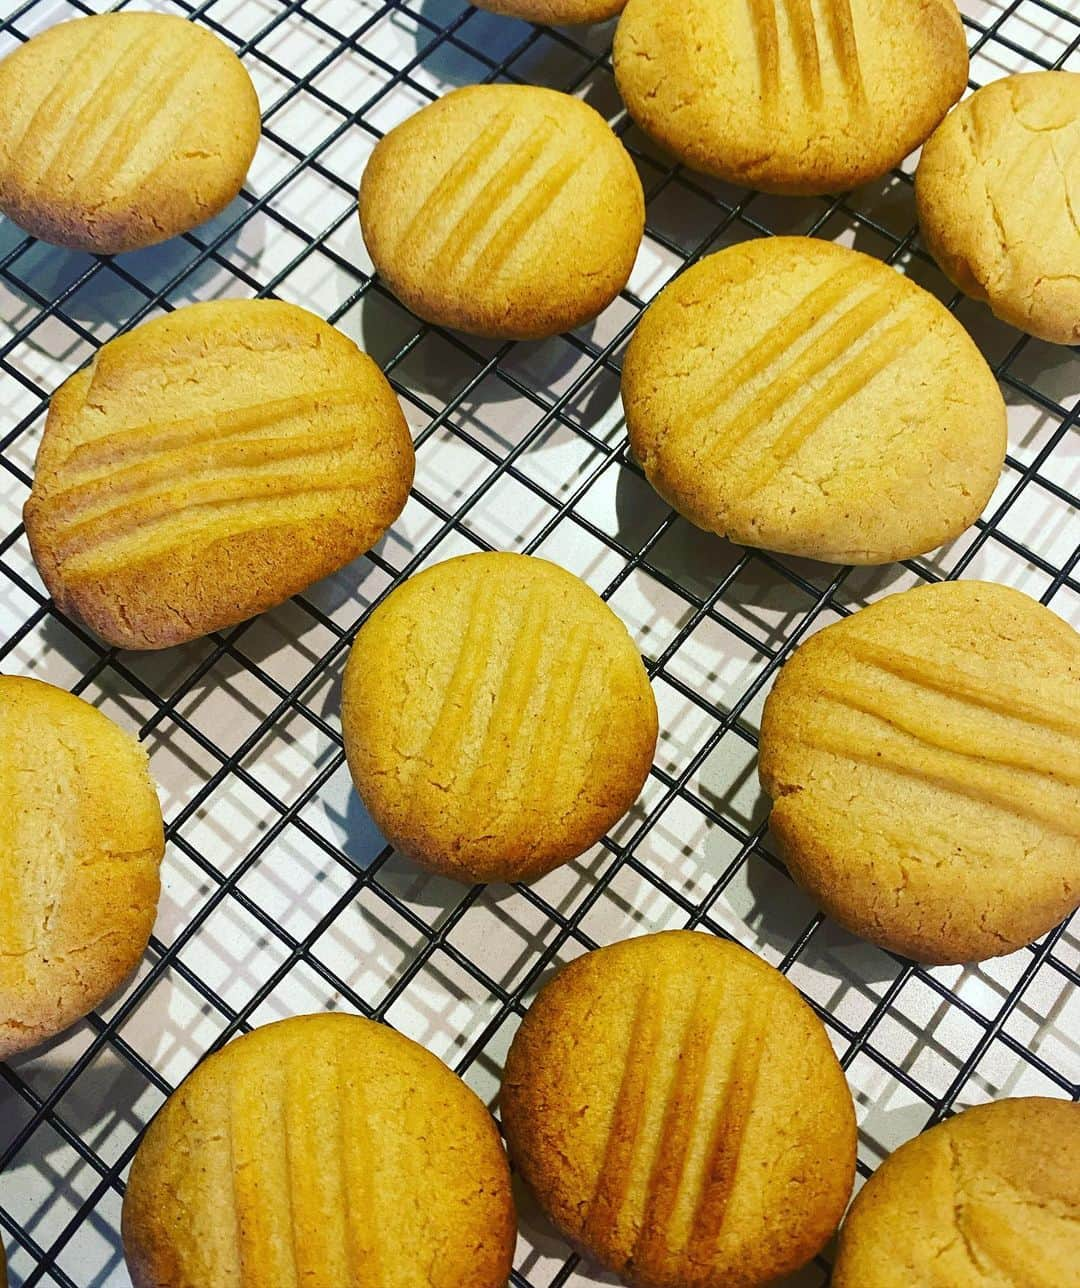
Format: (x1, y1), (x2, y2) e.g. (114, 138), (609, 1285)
(759, 580), (1080, 965)
(340, 551), (658, 885)
(613, 0), (967, 194)
(358, 84), (645, 339)
(500, 930), (857, 1288)
(0, 675), (163, 1060)
(916, 71), (1080, 346)
(24, 299), (415, 650)
(121, 1013), (516, 1288)
(0, 12), (261, 254)
(833, 1098), (1080, 1287)
(622, 237), (1007, 565)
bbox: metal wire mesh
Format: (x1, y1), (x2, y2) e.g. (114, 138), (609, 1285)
(0, 0), (1077, 1282)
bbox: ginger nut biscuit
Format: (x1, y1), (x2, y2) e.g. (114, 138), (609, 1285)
(359, 84), (644, 338)
(500, 930), (857, 1288)
(0, 13), (260, 253)
(24, 299), (414, 650)
(0, 676), (163, 1060)
(759, 580), (1080, 964)
(622, 237), (1006, 564)
(613, 0), (967, 194)
(341, 552), (658, 884)
(122, 1013), (516, 1288)
(916, 71), (1080, 346)
(833, 1098), (1080, 1287)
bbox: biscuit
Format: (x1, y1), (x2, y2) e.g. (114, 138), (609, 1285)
(622, 237), (1006, 564)
(472, 0), (626, 23)
(24, 299), (414, 651)
(359, 84), (644, 338)
(122, 1013), (516, 1288)
(500, 930), (856, 1288)
(916, 72), (1080, 346)
(759, 580), (1080, 964)
(833, 1097), (1080, 1287)
(0, 13), (260, 254)
(341, 551), (657, 884)
(0, 675), (163, 1060)
(613, 0), (967, 194)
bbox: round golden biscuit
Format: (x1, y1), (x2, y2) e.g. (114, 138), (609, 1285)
(501, 930), (857, 1288)
(916, 72), (1080, 346)
(622, 237), (1006, 564)
(0, 13), (260, 254)
(472, 0), (626, 23)
(341, 552), (657, 884)
(24, 299), (414, 651)
(613, 0), (967, 193)
(759, 580), (1080, 964)
(833, 1098), (1080, 1287)
(359, 84), (644, 338)
(0, 676), (163, 1060)
(122, 1013), (516, 1288)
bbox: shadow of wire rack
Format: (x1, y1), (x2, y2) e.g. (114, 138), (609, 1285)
(0, 0), (1077, 1280)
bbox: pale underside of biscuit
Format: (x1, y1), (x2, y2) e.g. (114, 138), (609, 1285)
(916, 71), (1080, 346)
(0, 676), (163, 1060)
(342, 552), (658, 884)
(759, 580), (1080, 964)
(613, 0), (968, 194)
(501, 931), (856, 1288)
(24, 299), (414, 650)
(0, 12), (261, 254)
(622, 236), (1007, 564)
(121, 1013), (515, 1288)
(832, 1098), (1080, 1287)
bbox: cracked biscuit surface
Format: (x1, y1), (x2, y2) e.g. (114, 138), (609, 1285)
(24, 299), (414, 650)
(122, 1013), (516, 1288)
(759, 580), (1080, 964)
(0, 675), (163, 1060)
(341, 552), (658, 884)
(0, 12), (260, 253)
(916, 71), (1080, 346)
(358, 84), (644, 339)
(500, 930), (857, 1288)
(622, 237), (1006, 564)
(613, 0), (967, 194)
(833, 1098), (1080, 1287)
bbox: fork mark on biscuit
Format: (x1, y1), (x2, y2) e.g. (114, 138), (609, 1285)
(747, 0), (780, 115)
(336, 1037), (382, 1283)
(824, 0), (866, 106)
(784, 0), (823, 108)
(740, 310), (925, 495)
(525, 627), (598, 818)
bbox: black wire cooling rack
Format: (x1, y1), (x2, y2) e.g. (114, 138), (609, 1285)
(0, 0), (1078, 1283)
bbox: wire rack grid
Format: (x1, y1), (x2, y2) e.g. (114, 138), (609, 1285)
(0, 0), (1077, 1282)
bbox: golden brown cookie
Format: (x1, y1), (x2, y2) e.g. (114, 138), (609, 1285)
(501, 930), (856, 1288)
(0, 675), (163, 1059)
(0, 13), (260, 253)
(472, 0), (626, 23)
(24, 299), (414, 651)
(916, 72), (1080, 346)
(341, 552), (657, 884)
(613, 0), (967, 193)
(833, 1098), (1080, 1287)
(122, 1013), (516, 1288)
(759, 580), (1080, 964)
(359, 84), (644, 338)
(622, 237), (1006, 564)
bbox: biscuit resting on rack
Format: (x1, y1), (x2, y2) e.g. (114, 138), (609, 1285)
(613, 0), (967, 193)
(501, 929), (857, 1288)
(833, 1097), (1080, 1286)
(359, 84), (644, 338)
(759, 580), (1080, 964)
(24, 299), (414, 650)
(0, 12), (260, 253)
(471, 0), (627, 23)
(341, 551), (658, 884)
(0, 675), (163, 1060)
(916, 71), (1080, 346)
(122, 1013), (516, 1288)
(622, 237), (1007, 564)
